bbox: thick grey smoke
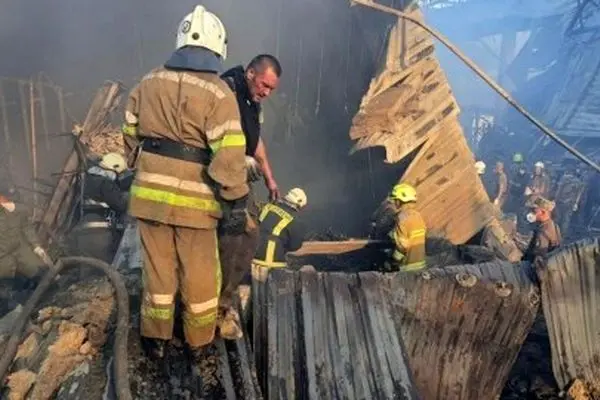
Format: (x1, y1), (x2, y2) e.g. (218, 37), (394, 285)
(1, 0), (406, 233)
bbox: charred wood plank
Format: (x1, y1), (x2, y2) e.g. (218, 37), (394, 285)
(540, 238), (600, 392)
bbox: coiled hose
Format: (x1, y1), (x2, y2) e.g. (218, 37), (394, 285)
(0, 256), (131, 400)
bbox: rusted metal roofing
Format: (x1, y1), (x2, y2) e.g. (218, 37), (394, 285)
(253, 268), (419, 399)
(349, 5), (503, 245)
(253, 260), (538, 399)
(540, 237), (600, 392)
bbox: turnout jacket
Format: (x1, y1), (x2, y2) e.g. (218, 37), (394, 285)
(523, 219), (562, 262)
(254, 201), (305, 267)
(391, 203), (427, 271)
(122, 67), (249, 229)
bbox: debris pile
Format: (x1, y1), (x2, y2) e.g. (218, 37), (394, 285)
(79, 127), (125, 158)
(1, 277), (114, 400)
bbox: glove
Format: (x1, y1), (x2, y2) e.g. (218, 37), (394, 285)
(220, 196), (248, 235)
(245, 156), (262, 182)
(34, 246), (53, 267)
(493, 198), (499, 206)
(524, 187), (533, 196)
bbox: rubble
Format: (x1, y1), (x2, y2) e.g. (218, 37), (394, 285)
(6, 369), (36, 400)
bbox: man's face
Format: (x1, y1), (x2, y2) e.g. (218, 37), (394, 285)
(534, 166), (542, 175)
(534, 207), (548, 221)
(246, 66), (279, 103)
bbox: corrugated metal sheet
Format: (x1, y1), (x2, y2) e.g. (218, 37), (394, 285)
(349, 5), (505, 245)
(540, 238), (600, 391)
(253, 268), (419, 399)
(253, 261), (539, 399)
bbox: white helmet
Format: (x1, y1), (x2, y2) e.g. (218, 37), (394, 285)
(176, 5), (228, 59)
(284, 188), (307, 209)
(100, 153), (127, 174)
(534, 161), (544, 169)
(474, 161), (486, 175)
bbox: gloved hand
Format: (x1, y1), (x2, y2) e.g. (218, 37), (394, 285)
(493, 198), (499, 206)
(245, 156), (262, 182)
(33, 246), (53, 267)
(524, 187), (533, 196)
(220, 196), (248, 235)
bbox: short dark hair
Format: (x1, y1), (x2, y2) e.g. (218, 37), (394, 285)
(247, 54), (282, 77)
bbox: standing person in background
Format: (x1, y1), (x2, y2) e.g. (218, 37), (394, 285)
(526, 161), (551, 201)
(217, 55), (283, 339)
(121, 5), (249, 361)
(493, 161), (509, 213)
(0, 185), (52, 285)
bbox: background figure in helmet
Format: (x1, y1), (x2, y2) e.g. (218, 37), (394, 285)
(526, 161), (551, 200)
(252, 188), (307, 269)
(0, 186), (52, 285)
(84, 152), (130, 214)
(121, 5), (249, 360)
(380, 183), (427, 272)
(474, 161), (486, 176)
(508, 158), (528, 215)
(493, 161), (509, 212)
(70, 152), (131, 263)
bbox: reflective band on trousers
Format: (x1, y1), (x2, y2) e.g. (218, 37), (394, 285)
(252, 258), (287, 269)
(142, 306), (173, 321)
(209, 131), (246, 153)
(183, 310), (217, 327)
(401, 261), (426, 272)
(122, 123), (137, 137)
(131, 185), (221, 212)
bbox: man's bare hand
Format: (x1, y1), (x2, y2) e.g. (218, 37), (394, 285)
(266, 179), (280, 201)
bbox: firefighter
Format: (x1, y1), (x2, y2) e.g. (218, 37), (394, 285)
(385, 183), (427, 272)
(0, 186), (52, 283)
(522, 197), (561, 262)
(493, 161), (509, 212)
(508, 161), (528, 214)
(252, 188), (307, 269)
(71, 152), (130, 263)
(217, 55), (283, 339)
(525, 161), (550, 200)
(510, 153), (525, 175)
(554, 163), (586, 238)
(121, 6), (249, 359)
(84, 152), (129, 214)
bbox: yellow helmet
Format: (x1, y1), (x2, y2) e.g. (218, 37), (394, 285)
(100, 152), (127, 174)
(390, 183), (417, 203)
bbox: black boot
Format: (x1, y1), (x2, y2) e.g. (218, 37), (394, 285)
(141, 337), (167, 360)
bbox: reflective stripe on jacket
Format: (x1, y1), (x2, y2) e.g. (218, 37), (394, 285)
(124, 67), (249, 229)
(390, 203), (427, 271)
(253, 202), (301, 268)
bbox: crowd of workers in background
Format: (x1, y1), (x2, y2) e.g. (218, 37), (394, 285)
(475, 151), (600, 250)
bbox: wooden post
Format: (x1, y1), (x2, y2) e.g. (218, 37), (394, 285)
(29, 79), (38, 218)
(57, 87), (67, 132)
(18, 81), (31, 162)
(0, 81), (12, 171)
(37, 76), (50, 150)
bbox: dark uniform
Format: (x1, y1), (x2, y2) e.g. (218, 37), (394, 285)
(0, 203), (46, 279)
(253, 201), (306, 268)
(523, 219), (561, 262)
(217, 66), (263, 313)
(69, 165), (130, 263)
(554, 171), (585, 238)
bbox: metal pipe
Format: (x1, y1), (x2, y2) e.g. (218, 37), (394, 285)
(350, 0), (600, 174)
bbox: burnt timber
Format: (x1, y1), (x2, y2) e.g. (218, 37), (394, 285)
(349, 4), (520, 261)
(252, 261), (539, 400)
(540, 238), (600, 393)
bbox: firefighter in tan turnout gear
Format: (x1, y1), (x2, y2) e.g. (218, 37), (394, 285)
(121, 6), (249, 359)
(372, 183), (427, 272)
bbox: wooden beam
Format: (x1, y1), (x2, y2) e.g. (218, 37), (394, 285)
(289, 239), (391, 256)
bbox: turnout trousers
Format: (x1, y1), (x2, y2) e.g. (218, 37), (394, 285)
(138, 219), (221, 348)
(218, 214), (259, 311)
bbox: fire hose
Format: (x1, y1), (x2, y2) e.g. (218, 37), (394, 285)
(0, 257), (132, 400)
